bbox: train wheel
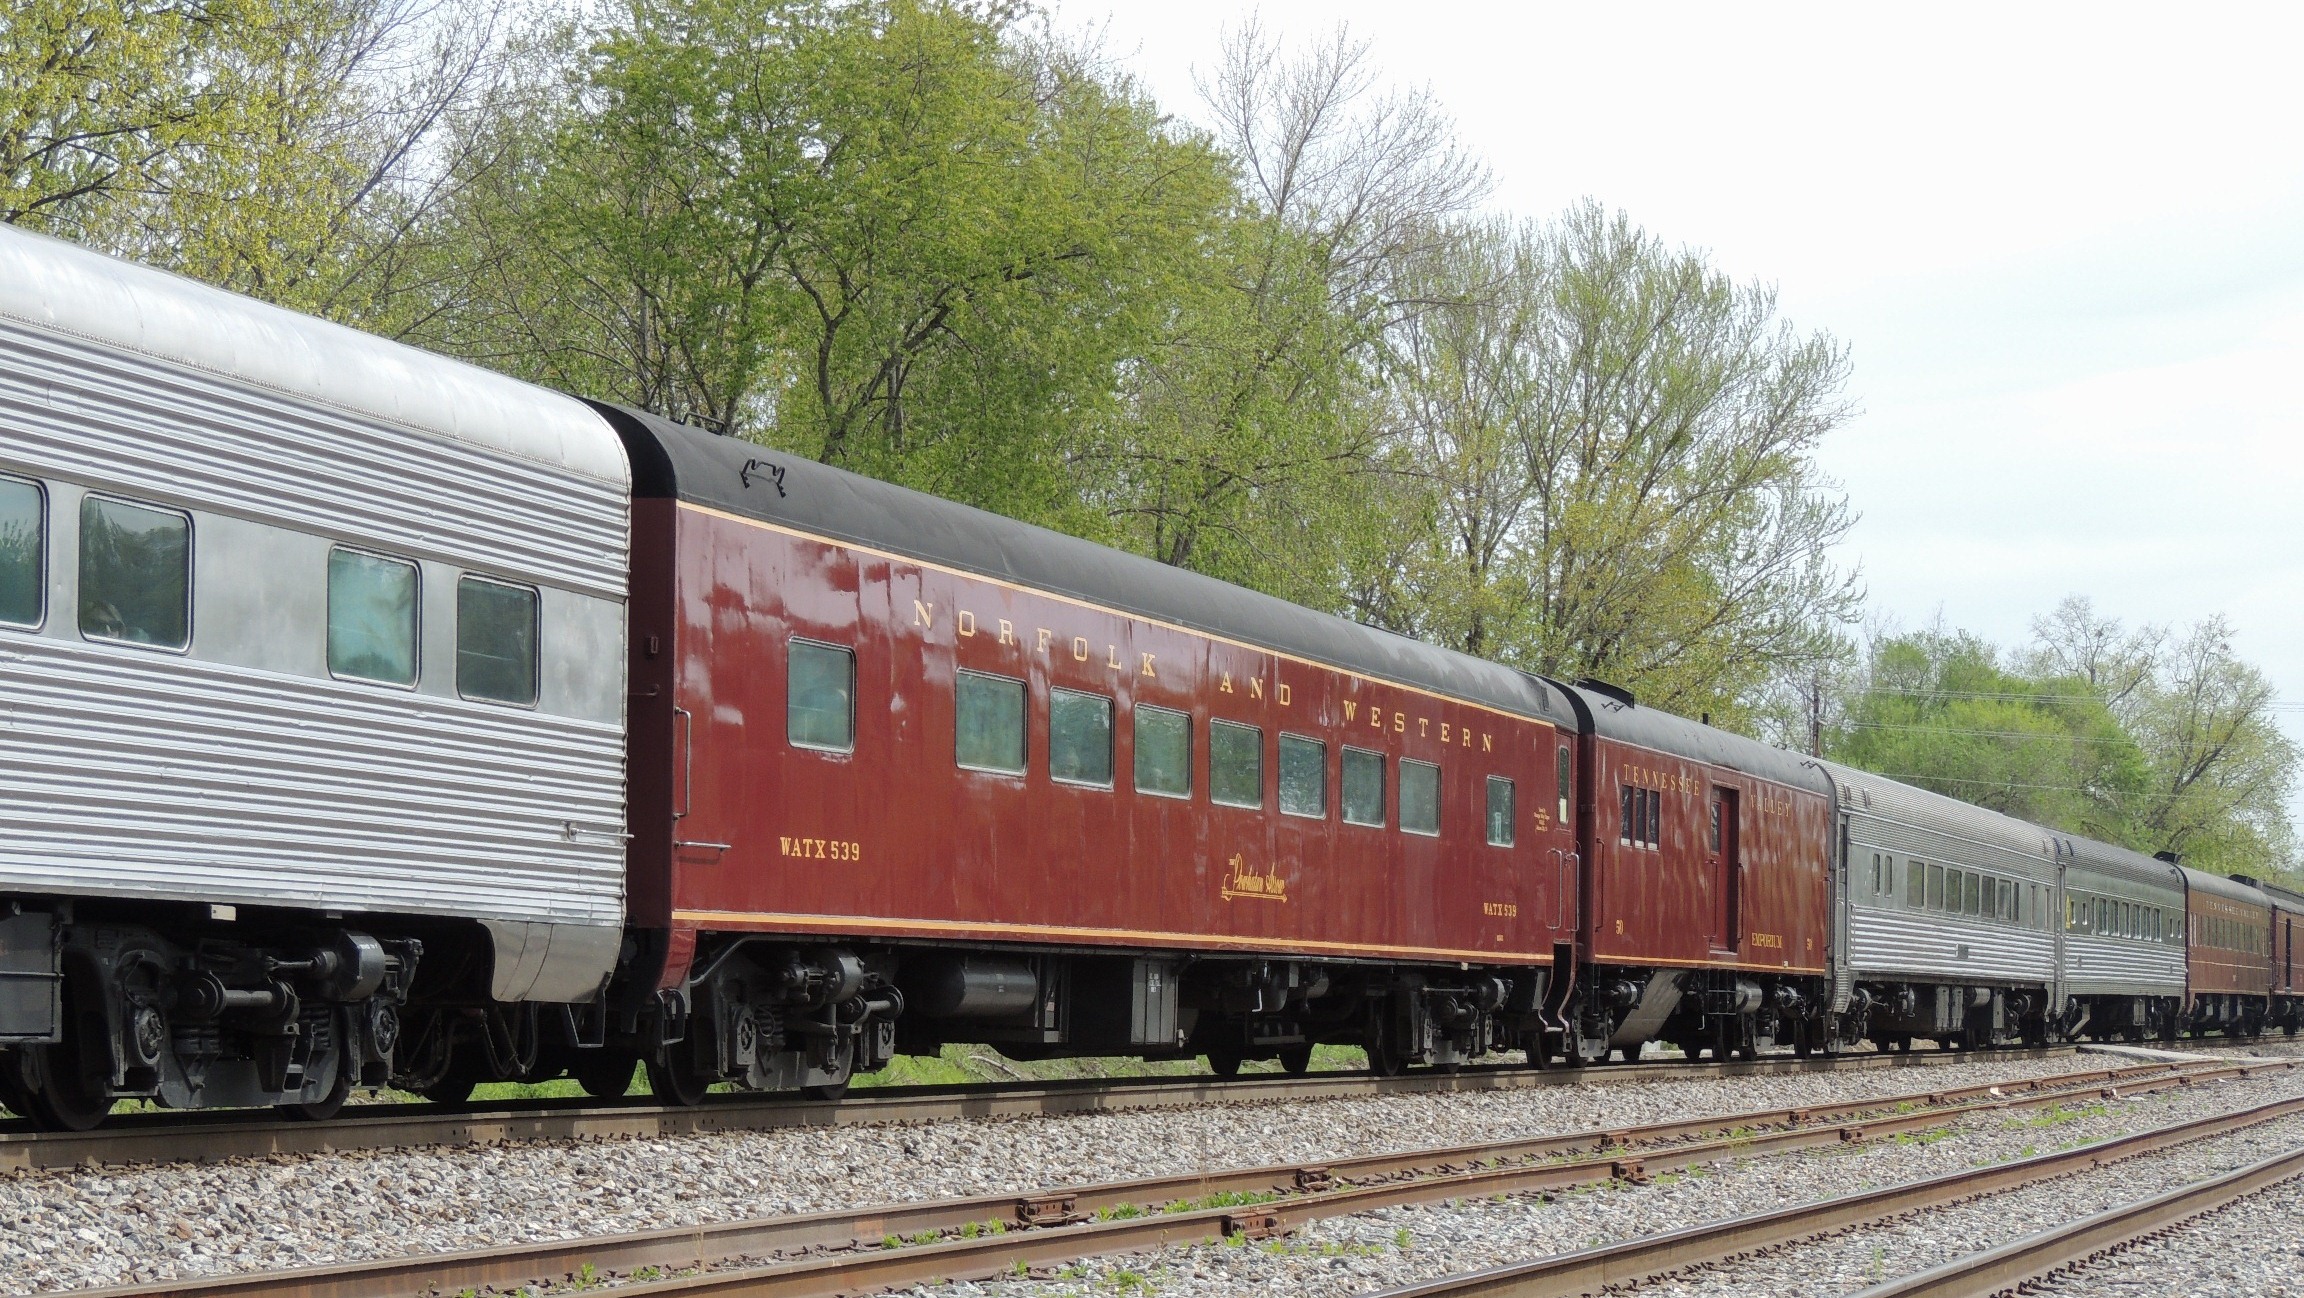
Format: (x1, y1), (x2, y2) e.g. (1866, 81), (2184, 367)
(645, 1050), (710, 1107)
(22, 1041), (111, 1132)
(801, 1078), (851, 1101)
(1618, 1041), (1644, 1064)
(1277, 1044), (1314, 1076)
(574, 1051), (638, 1100)
(1205, 1048), (1244, 1078)
(419, 1074), (477, 1106)
(1365, 1036), (1409, 1077)
(280, 1061), (352, 1122)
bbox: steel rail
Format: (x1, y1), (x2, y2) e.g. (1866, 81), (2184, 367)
(1361, 1067), (2304, 1298)
(0, 1044), (2091, 1173)
(1851, 1140), (2304, 1298)
(78, 1058), (2277, 1298)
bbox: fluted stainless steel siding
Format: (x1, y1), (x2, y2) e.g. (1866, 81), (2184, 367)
(1849, 907), (2054, 985)
(2063, 932), (2186, 998)
(0, 635), (623, 924)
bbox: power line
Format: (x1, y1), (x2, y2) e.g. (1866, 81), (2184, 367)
(1868, 770), (2138, 796)
(1846, 721), (2130, 744)
(1860, 685), (2304, 711)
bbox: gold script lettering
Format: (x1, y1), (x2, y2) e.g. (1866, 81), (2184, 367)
(912, 600), (934, 629)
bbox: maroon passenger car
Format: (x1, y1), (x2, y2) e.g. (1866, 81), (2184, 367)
(1552, 684), (1836, 1062)
(594, 406), (1583, 1096)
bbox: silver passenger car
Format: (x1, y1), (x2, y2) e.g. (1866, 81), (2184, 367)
(1824, 762), (2059, 1045)
(2058, 839), (2186, 1037)
(0, 225), (628, 1126)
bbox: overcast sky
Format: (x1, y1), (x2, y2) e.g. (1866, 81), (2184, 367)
(1075, 1), (2304, 788)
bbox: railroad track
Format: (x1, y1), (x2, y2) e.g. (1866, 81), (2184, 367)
(1849, 1141), (2304, 1297)
(1359, 1064), (2304, 1298)
(74, 1055), (2271, 1298)
(0, 1043), (2099, 1172)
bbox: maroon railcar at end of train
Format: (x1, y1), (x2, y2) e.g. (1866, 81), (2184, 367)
(593, 405), (1589, 1097)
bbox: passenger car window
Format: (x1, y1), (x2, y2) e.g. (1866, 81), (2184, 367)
(1555, 744), (1572, 824)
(1486, 776), (1515, 847)
(1133, 704), (1190, 797)
(79, 495), (189, 649)
(1342, 746), (1385, 826)
(327, 548), (418, 685)
(1926, 864), (1944, 910)
(1400, 759), (1440, 836)
(1050, 687), (1114, 786)
(1619, 785), (1635, 846)
(787, 638), (855, 751)
(1278, 734), (1325, 818)
(0, 475), (42, 627)
(1210, 720), (1263, 808)
(1943, 868), (1962, 913)
(1908, 861), (1927, 908)
(456, 576), (538, 705)
(955, 670), (1026, 773)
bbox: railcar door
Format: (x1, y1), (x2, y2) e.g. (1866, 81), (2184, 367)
(1709, 787), (1741, 951)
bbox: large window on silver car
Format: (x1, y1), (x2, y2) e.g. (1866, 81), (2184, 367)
(787, 638), (855, 751)
(79, 496), (189, 649)
(327, 548), (418, 685)
(456, 575), (538, 705)
(0, 475), (42, 628)
(1134, 704), (1191, 797)
(1210, 720), (1263, 808)
(1400, 759), (1441, 836)
(1050, 687), (1114, 786)
(955, 669), (1026, 773)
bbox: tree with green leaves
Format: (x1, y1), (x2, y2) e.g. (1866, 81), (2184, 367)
(1830, 601), (2299, 884)
(433, 0), (1230, 529)
(2, 0), (498, 333)
(1070, 21), (1486, 601)
(1343, 203), (1861, 724)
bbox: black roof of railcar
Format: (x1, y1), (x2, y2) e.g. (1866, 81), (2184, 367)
(1558, 683), (1834, 797)
(593, 403), (1576, 727)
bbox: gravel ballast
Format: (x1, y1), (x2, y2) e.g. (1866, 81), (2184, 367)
(2030, 1167), (2304, 1298)
(0, 1051), (2165, 1293)
(898, 1059), (2304, 1298)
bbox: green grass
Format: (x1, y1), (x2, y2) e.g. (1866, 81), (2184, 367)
(354, 1043), (1375, 1108)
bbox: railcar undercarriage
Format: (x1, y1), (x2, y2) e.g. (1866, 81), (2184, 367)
(1857, 981), (2057, 1050)
(554, 942), (1555, 1103)
(0, 901), (419, 1130)
(1556, 968), (1840, 1065)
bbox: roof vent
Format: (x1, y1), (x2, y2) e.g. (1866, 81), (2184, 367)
(1576, 678), (1635, 708)
(2154, 850), (2182, 865)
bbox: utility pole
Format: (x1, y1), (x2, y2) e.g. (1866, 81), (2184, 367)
(1807, 669), (1823, 758)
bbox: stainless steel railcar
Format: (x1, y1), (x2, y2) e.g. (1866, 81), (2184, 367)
(1824, 762), (2063, 1048)
(2059, 841), (2187, 1040)
(0, 224), (629, 1127)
